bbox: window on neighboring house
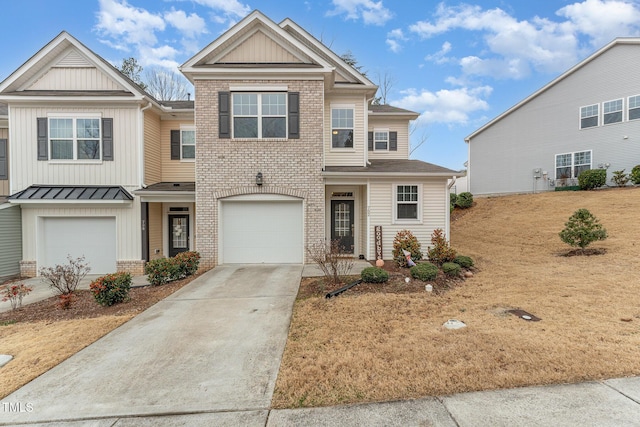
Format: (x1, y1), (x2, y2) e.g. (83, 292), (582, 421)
(555, 151), (591, 180)
(629, 95), (640, 120)
(331, 107), (354, 148)
(374, 130), (389, 150)
(395, 185), (420, 221)
(50, 117), (101, 160)
(232, 93), (286, 138)
(580, 104), (598, 129)
(181, 128), (195, 159)
(603, 99), (623, 124)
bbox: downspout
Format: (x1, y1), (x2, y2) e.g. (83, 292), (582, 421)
(138, 101), (153, 188)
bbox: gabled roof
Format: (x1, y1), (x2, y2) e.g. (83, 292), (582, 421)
(465, 37), (640, 141)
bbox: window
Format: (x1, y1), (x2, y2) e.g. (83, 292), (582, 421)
(395, 185), (420, 221)
(50, 117), (101, 160)
(555, 151), (591, 179)
(374, 130), (389, 150)
(603, 99), (623, 124)
(181, 128), (195, 159)
(232, 93), (286, 138)
(629, 95), (640, 120)
(580, 104), (598, 129)
(331, 107), (354, 148)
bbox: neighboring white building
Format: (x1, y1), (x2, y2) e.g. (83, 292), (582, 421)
(466, 38), (640, 195)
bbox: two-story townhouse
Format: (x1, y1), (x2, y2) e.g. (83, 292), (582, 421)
(181, 10), (461, 268)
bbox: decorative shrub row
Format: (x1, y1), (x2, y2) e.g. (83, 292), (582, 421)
(631, 165), (640, 185)
(90, 272), (132, 307)
(578, 169), (606, 190)
(456, 192), (473, 209)
(453, 255), (474, 268)
(145, 251), (201, 286)
(361, 267), (389, 283)
(410, 262), (439, 281)
(442, 262), (461, 277)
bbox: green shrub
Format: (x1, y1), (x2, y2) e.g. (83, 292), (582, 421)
(174, 251), (201, 278)
(578, 169), (606, 190)
(90, 272), (131, 306)
(410, 262), (438, 281)
(450, 193), (458, 206)
(145, 257), (180, 286)
(427, 228), (457, 266)
(453, 255), (474, 268)
(442, 262), (461, 277)
(559, 208), (607, 250)
(611, 170), (629, 187)
(392, 229), (423, 267)
(630, 165), (640, 185)
(361, 267), (389, 283)
(456, 192), (473, 209)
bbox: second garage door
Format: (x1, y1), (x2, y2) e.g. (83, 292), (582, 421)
(221, 198), (303, 264)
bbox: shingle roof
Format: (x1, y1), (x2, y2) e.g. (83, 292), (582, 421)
(369, 104), (418, 116)
(159, 101), (195, 110)
(324, 159), (461, 175)
(136, 182), (195, 192)
(9, 185), (133, 201)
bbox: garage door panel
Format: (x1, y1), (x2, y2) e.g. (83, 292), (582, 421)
(222, 200), (303, 264)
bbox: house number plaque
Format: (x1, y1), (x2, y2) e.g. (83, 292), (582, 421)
(375, 226), (383, 260)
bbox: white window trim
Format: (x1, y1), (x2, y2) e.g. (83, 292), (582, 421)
(180, 125), (195, 162)
(393, 183), (422, 224)
(579, 104), (599, 130)
(331, 104), (355, 151)
(602, 98), (623, 126)
(231, 92), (287, 139)
(628, 95), (640, 121)
(555, 150), (592, 180)
(373, 128), (389, 151)
(47, 113), (103, 163)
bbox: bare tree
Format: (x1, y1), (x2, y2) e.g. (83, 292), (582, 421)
(409, 121), (429, 156)
(373, 71), (395, 105)
(144, 68), (192, 101)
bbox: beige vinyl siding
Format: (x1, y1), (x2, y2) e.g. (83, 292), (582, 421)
(160, 120), (195, 182)
(219, 30), (303, 63)
(29, 68), (124, 91)
(368, 178), (449, 260)
(0, 127), (8, 196)
(20, 201), (141, 263)
(368, 118), (410, 160)
(0, 204), (22, 279)
(324, 95), (366, 167)
(148, 202), (163, 260)
(144, 111), (162, 184)
(9, 106), (140, 192)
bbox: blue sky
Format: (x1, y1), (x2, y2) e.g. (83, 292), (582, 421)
(2, 0), (640, 170)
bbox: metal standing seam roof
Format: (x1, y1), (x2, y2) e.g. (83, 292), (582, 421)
(8, 185), (133, 201)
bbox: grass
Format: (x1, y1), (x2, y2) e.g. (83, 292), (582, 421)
(272, 187), (640, 408)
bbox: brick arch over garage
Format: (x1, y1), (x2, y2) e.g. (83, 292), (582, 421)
(213, 186), (308, 200)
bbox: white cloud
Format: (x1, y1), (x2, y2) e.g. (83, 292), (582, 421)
(191, 0), (250, 19)
(392, 86), (492, 125)
(165, 9), (208, 39)
(328, 0), (393, 26)
(95, 0), (165, 47)
(386, 28), (406, 53)
(425, 41), (453, 64)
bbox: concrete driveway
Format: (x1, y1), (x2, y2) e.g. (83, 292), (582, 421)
(0, 264), (302, 426)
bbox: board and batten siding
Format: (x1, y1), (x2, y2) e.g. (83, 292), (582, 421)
(368, 178), (449, 260)
(20, 201), (141, 264)
(324, 95), (366, 167)
(148, 202), (163, 260)
(470, 43), (640, 195)
(0, 204), (22, 280)
(144, 111), (162, 184)
(0, 128), (8, 196)
(29, 68), (124, 92)
(160, 120), (195, 182)
(9, 106), (140, 192)
(218, 30), (303, 64)
(368, 118), (410, 160)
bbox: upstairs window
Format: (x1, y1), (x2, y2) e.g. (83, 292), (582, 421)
(331, 107), (354, 148)
(395, 184), (420, 221)
(50, 117), (101, 160)
(374, 130), (389, 150)
(603, 99), (623, 125)
(555, 151), (591, 179)
(181, 128), (195, 159)
(629, 95), (640, 120)
(580, 104), (598, 129)
(232, 93), (286, 138)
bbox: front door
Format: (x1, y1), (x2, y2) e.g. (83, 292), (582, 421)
(331, 200), (354, 253)
(169, 214), (189, 257)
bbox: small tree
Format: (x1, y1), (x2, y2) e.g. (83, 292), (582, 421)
(306, 240), (355, 288)
(427, 228), (457, 265)
(559, 209), (607, 252)
(612, 170), (630, 187)
(392, 229), (423, 267)
(39, 255), (91, 296)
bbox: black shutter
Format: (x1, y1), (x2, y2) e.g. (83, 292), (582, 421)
(37, 117), (48, 160)
(288, 92), (300, 139)
(102, 118), (113, 161)
(219, 92), (230, 139)
(0, 139), (7, 180)
(170, 130), (181, 160)
(368, 131), (373, 151)
(390, 131), (397, 151)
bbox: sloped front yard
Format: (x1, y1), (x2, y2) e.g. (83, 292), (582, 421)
(272, 187), (640, 408)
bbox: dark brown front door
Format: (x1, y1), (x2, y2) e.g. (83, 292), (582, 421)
(169, 214), (189, 257)
(331, 200), (354, 253)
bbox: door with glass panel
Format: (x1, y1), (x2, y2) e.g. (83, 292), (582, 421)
(169, 214), (189, 257)
(331, 200), (354, 253)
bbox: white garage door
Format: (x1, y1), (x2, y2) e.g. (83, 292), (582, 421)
(221, 199), (303, 264)
(41, 217), (117, 274)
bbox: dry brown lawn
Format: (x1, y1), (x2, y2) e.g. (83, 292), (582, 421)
(272, 187), (640, 408)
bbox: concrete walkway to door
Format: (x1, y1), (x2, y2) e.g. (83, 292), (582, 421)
(0, 264), (301, 426)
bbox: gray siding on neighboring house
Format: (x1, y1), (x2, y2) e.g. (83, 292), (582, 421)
(469, 42), (640, 195)
(0, 204), (22, 280)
